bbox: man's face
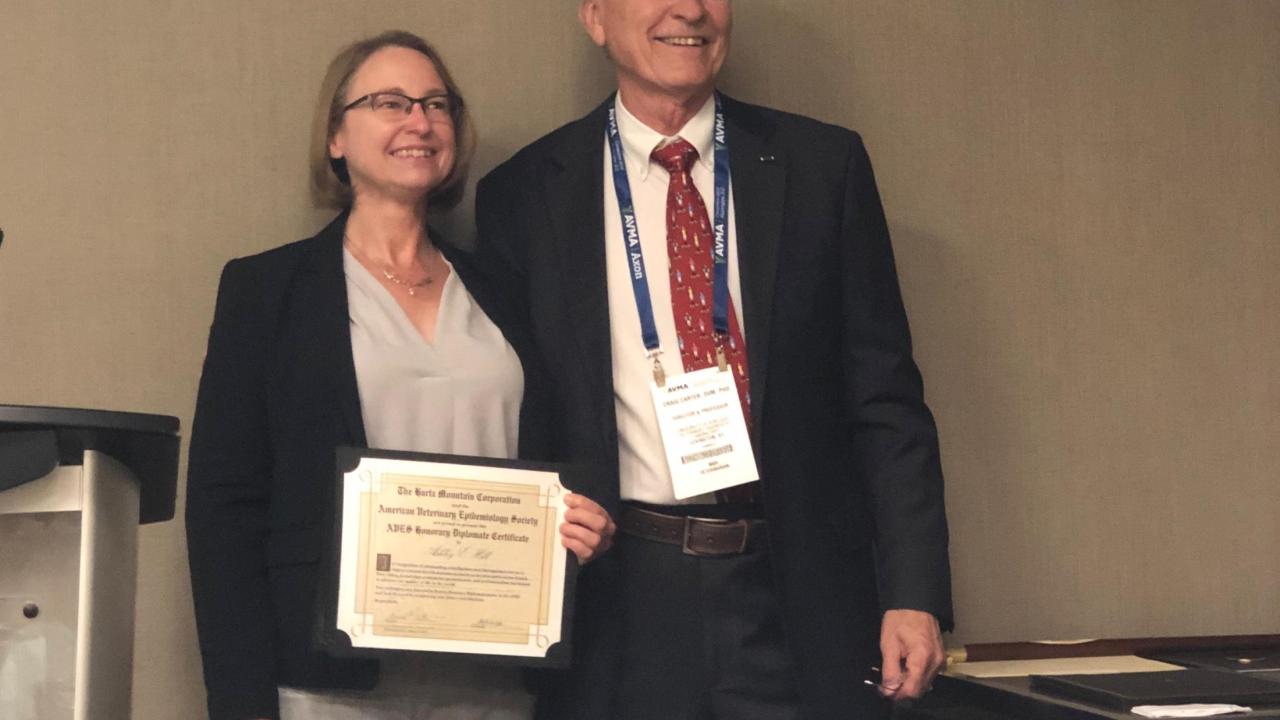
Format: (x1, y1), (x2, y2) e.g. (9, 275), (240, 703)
(581, 0), (732, 104)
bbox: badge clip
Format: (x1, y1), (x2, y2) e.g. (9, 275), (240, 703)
(715, 344), (728, 372)
(649, 351), (666, 386)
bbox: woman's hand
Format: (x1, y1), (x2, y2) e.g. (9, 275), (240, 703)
(559, 493), (616, 564)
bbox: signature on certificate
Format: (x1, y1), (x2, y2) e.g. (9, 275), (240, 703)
(427, 543), (494, 560)
(383, 608), (442, 625)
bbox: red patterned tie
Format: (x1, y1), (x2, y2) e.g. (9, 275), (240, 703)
(652, 139), (759, 504)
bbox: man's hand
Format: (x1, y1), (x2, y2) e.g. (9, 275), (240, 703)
(877, 609), (945, 701)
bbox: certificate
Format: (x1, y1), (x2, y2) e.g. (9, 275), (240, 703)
(321, 448), (575, 666)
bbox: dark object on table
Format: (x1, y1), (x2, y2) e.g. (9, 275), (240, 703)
(1030, 668), (1280, 710)
(1141, 648), (1280, 673)
(957, 635), (1280, 663)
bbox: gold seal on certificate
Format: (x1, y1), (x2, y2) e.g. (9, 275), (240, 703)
(322, 448), (576, 666)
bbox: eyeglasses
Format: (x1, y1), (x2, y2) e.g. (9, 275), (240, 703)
(342, 92), (458, 123)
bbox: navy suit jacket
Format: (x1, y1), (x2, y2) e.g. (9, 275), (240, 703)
(475, 94), (953, 719)
(185, 213), (552, 720)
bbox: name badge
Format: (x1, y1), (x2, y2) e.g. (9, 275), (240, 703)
(649, 366), (759, 500)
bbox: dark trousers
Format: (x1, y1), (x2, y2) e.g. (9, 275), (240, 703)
(613, 515), (802, 720)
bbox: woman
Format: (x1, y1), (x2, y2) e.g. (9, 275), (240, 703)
(186, 31), (614, 720)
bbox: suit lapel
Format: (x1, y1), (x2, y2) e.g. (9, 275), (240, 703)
(541, 103), (617, 441)
(723, 96), (785, 433)
(295, 213), (367, 448)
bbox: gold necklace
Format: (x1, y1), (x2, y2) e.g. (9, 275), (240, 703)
(380, 267), (433, 295)
(346, 234), (435, 296)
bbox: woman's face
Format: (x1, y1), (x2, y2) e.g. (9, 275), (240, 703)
(329, 46), (456, 206)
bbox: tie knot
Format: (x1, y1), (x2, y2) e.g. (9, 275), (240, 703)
(651, 138), (699, 175)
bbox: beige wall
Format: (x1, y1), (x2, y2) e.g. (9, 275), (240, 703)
(1, 1), (1276, 717)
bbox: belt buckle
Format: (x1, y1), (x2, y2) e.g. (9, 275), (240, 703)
(681, 517), (750, 557)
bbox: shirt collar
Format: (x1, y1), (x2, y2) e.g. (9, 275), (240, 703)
(614, 93), (717, 181)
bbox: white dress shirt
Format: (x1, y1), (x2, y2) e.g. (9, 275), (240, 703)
(602, 94), (747, 505)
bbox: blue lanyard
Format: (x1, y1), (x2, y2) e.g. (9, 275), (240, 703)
(607, 93), (733, 360)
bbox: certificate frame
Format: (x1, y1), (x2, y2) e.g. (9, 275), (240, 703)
(318, 446), (578, 667)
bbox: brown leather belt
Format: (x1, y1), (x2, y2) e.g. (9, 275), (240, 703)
(618, 504), (764, 557)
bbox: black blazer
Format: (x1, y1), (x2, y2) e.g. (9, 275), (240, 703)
(475, 94), (953, 719)
(185, 213), (552, 720)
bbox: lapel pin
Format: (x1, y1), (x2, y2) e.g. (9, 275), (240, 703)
(759, 155), (776, 163)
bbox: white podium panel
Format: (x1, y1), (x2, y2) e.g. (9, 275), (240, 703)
(0, 453), (143, 720)
(0, 404), (178, 720)
(0, 496), (81, 719)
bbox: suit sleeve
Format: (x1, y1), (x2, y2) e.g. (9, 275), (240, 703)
(186, 259), (282, 719)
(474, 170), (530, 294)
(474, 169), (563, 465)
(839, 133), (954, 631)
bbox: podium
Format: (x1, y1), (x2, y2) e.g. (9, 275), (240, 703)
(0, 405), (178, 720)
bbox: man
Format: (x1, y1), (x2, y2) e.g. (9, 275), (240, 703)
(476, 1), (952, 717)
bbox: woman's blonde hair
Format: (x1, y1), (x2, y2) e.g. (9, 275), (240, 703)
(309, 30), (476, 211)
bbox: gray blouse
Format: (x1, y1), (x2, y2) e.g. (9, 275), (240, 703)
(345, 248), (523, 458)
